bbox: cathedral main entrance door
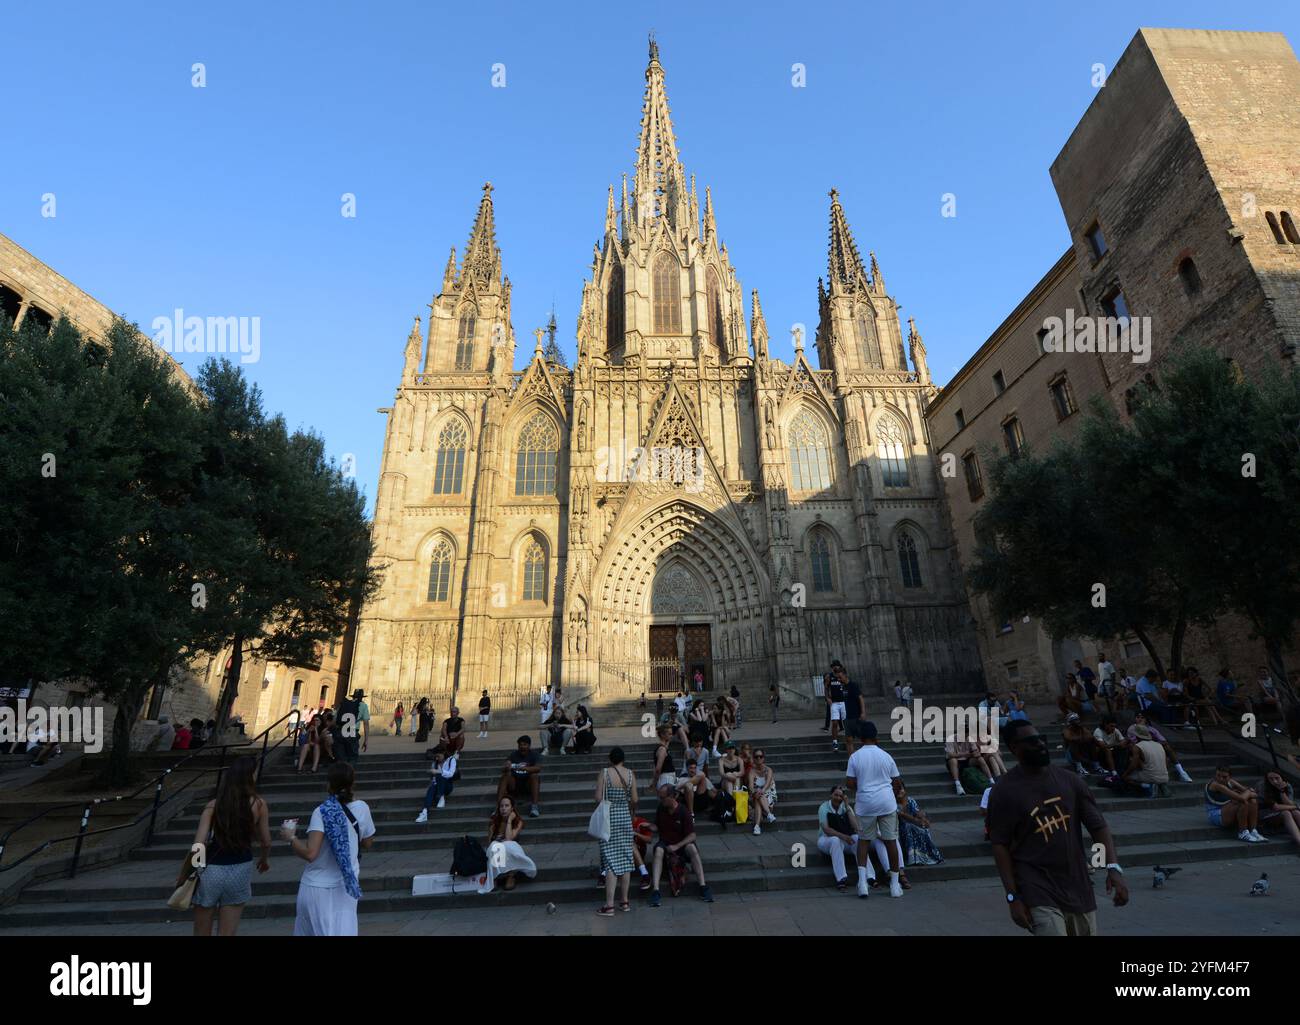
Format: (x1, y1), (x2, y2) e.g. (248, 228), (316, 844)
(648, 624), (712, 693)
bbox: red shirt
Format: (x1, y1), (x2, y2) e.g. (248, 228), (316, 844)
(656, 802), (695, 846)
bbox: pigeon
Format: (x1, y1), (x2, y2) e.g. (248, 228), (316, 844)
(1152, 865), (1182, 889)
(1250, 873), (1269, 896)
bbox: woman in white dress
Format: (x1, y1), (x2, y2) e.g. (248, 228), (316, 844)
(282, 762), (376, 935)
(479, 795), (537, 894)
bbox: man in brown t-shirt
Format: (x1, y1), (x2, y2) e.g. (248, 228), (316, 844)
(987, 720), (1129, 935)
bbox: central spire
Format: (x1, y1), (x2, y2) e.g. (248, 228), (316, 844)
(826, 187), (871, 293)
(633, 35), (688, 231)
(461, 181), (501, 286)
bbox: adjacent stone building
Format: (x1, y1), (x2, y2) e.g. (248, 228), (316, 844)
(927, 28), (1300, 698)
(351, 41), (983, 716)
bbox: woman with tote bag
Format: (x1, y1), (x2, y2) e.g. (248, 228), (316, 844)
(595, 746), (637, 916)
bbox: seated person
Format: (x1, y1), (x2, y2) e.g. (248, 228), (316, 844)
(746, 748), (778, 835)
(648, 785), (713, 906)
(895, 779), (943, 869)
(415, 747), (458, 821)
(1092, 716), (1130, 774)
(1160, 672), (1189, 725)
(976, 729), (1007, 777)
(687, 699), (711, 747)
(1062, 713), (1114, 775)
(1003, 692), (1028, 722)
(1215, 669), (1245, 717)
(599, 815), (655, 892)
(659, 706), (691, 751)
(675, 757), (714, 816)
(481, 796), (537, 893)
(716, 742), (745, 797)
(1253, 667), (1283, 721)
(543, 705), (574, 754)
(943, 736), (995, 796)
(652, 725), (677, 792)
(318, 711), (337, 762)
(187, 718), (207, 751)
(568, 705), (596, 754)
(439, 706), (467, 756)
(1256, 771), (1300, 849)
(171, 721), (192, 750)
(686, 736), (710, 775)
(1074, 659), (1098, 703)
(1125, 712), (1193, 783)
(1122, 725), (1171, 797)
(817, 785), (861, 890)
(1204, 764), (1268, 843)
(1134, 670), (1166, 720)
(1056, 672), (1094, 720)
(497, 736), (542, 817)
(709, 698), (732, 757)
(979, 692), (1006, 730)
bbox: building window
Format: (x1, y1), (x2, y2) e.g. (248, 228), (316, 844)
(23, 306), (53, 336)
(787, 410), (832, 492)
(856, 310), (881, 366)
(1265, 211), (1286, 244)
(1177, 257), (1202, 296)
(606, 266), (624, 349)
(1005, 660), (1020, 680)
(1036, 327), (1051, 355)
(319, 685), (329, 705)
(1100, 286), (1130, 322)
(810, 531), (834, 592)
(962, 452), (984, 500)
(876, 416), (910, 488)
(653, 254), (682, 333)
(327, 639), (337, 656)
(1123, 640), (1144, 660)
(992, 370), (1006, 396)
(515, 412), (558, 496)
(1282, 212), (1300, 245)
(455, 307), (476, 370)
(954, 408), (966, 431)
(0, 285), (21, 324)
(521, 536), (547, 601)
(897, 532), (923, 589)
(291, 679), (302, 706)
(432, 419), (468, 494)
(706, 267), (725, 346)
(1085, 221), (1108, 260)
(1048, 375), (1077, 421)
(426, 538), (453, 602)
(1002, 416), (1025, 459)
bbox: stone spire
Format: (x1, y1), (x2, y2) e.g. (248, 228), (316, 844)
(908, 316), (930, 387)
(633, 37), (688, 231)
(750, 289), (769, 361)
(461, 182), (500, 285)
(703, 185), (717, 240)
(870, 250), (886, 295)
(402, 315), (422, 378)
(442, 246), (457, 291)
(826, 188), (871, 293)
(605, 185), (617, 238)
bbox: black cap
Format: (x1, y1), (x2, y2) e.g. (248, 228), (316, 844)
(860, 721), (878, 739)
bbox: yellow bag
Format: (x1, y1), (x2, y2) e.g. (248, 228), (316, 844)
(734, 789), (749, 825)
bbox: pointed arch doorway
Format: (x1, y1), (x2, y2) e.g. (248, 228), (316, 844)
(648, 561), (713, 693)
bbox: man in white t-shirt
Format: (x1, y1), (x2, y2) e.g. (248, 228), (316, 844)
(844, 721), (904, 899)
(539, 685), (555, 754)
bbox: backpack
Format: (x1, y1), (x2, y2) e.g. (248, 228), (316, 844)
(451, 835), (488, 877)
(960, 767), (991, 794)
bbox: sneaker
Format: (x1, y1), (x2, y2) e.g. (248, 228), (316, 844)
(712, 748), (722, 758)
(954, 781), (965, 796)
(832, 741), (839, 752)
(1238, 829), (1254, 843)
(699, 885), (714, 903)
(766, 813), (776, 824)
(639, 876), (652, 891)
(649, 889), (662, 908)
(530, 805), (540, 818)
(414, 808), (428, 823)
(836, 877), (849, 892)
(1249, 830), (1269, 843)
(1076, 764), (1089, 777)
(436, 796), (446, 809)
(889, 878), (904, 898)
(1176, 766), (1193, 783)
(753, 823), (762, 835)
(596, 905), (615, 917)
(857, 879), (869, 898)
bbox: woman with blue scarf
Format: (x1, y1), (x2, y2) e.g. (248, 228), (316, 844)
(282, 762), (376, 935)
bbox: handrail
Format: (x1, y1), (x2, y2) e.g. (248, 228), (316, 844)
(0, 707), (303, 878)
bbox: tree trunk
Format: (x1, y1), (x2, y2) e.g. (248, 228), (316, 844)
(1264, 636), (1296, 706)
(107, 687), (148, 787)
(1167, 615), (1187, 678)
(1132, 624), (1166, 681)
(213, 634), (244, 738)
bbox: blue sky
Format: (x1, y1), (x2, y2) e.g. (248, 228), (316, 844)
(2, 0), (1295, 513)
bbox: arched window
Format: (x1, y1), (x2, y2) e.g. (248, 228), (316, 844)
(521, 536), (547, 601)
(432, 419), (467, 494)
(706, 267), (725, 347)
(515, 412), (558, 496)
(653, 254), (682, 334)
(876, 416), (910, 488)
(455, 307), (476, 369)
(1283, 212), (1300, 245)
(606, 265), (624, 350)
(1265, 212), (1286, 244)
(1177, 257), (1202, 296)
(856, 310), (881, 366)
(810, 532), (834, 592)
(426, 537), (453, 602)
(897, 531), (923, 589)
(788, 410), (832, 492)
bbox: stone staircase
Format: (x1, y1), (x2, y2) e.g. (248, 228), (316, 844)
(0, 719), (1275, 930)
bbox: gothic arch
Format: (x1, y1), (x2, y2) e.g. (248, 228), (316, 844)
(867, 402), (916, 445)
(648, 557), (713, 617)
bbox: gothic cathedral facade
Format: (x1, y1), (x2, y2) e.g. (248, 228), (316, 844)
(351, 41), (981, 714)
